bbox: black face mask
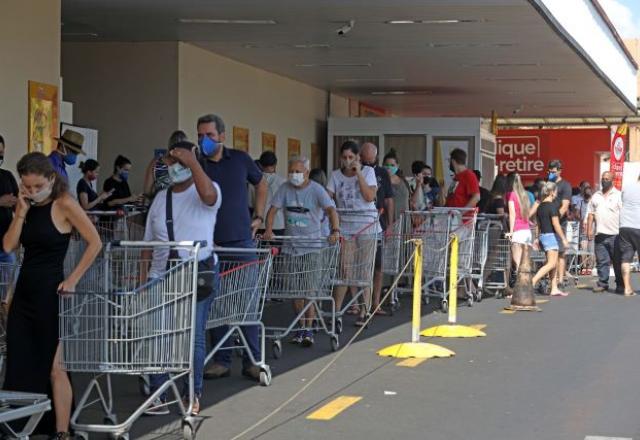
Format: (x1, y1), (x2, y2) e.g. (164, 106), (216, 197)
(601, 180), (613, 191)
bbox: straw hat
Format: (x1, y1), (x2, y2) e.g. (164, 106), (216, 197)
(54, 129), (86, 155)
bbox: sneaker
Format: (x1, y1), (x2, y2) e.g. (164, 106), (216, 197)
(301, 330), (314, 348)
(289, 330), (303, 344)
(242, 365), (261, 382)
(144, 397), (170, 416)
(203, 363), (231, 380)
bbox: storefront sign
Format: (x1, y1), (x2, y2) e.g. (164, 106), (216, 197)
(496, 136), (545, 177)
(610, 124), (627, 190)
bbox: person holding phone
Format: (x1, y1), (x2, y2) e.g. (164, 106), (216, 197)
(3, 153), (101, 439)
(103, 155), (142, 208)
(77, 159), (112, 211)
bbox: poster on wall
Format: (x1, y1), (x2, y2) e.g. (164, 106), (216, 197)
(610, 124), (627, 190)
(233, 126), (249, 152)
(262, 132), (276, 152)
(28, 81), (59, 154)
(433, 138), (473, 191)
(287, 138), (301, 160)
(311, 142), (321, 169)
(61, 123), (99, 201)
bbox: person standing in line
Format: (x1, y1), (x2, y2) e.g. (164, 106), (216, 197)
(143, 130), (188, 200)
(587, 171), (623, 293)
(617, 173), (640, 296)
(474, 170), (491, 213)
(48, 129), (86, 182)
(382, 149), (411, 221)
(252, 151), (286, 236)
(77, 159), (112, 211)
(360, 142), (394, 316)
(505, 172), (532, 273)
(309, 168), (334, 237)
(3, 153), (101, 439)
(0, 135), (18, 263)
(197, 113), (268, 381)
(485, 175), (508, 216)
(531, 182), (569, 297)
(445, 149), (480, 208)
(103, 155), (142, 208)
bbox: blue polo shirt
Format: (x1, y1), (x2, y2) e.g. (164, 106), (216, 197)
(202, 147), (263, 245)
(48, 151), (68, 181)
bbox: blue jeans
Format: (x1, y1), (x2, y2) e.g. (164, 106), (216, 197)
(594, 234), (622, 290)
(211, 238), (261, 369)
(150, 263), (219, 398)
(0, 251), (16, 264)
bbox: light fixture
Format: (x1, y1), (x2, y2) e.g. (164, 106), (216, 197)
(387, 19), (479, 24)
(179, 18), (277, 24)
(295, 63), (372, 68)
(293, 43), (331, 49)
(335, 78), (406, 83)
(62, 32), (98, 37)
(370, 90), (432, 96)
(486, 78), (559, 82)
(428, 42), (516, 48)
(464, 63), (540, 67)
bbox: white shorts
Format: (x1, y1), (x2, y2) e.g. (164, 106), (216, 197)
(512, 229), (532, 245)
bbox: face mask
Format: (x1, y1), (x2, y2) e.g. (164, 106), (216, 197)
(547, 172), (558, 182)
(29, 180), (54, 205)
(168, 162), (193, 184)
(289, 172), (305, 187)
(88, 174), (97, 182)
(601, 180), (613, 191)
(385, 165), (398, 175)
(199, 135), (220, 157)
(119, 170), (129, 182)
(63, 152), (77, 166)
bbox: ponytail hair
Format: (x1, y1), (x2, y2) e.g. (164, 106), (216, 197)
(541, 181), (557, 200)
(17, 152), (68, 200)
(79, 159), (99, 174)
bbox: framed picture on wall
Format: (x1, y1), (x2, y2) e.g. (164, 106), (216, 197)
(28, 81), (59, 154)
(262, 132), (276, 152)
(287, 138), (301, 160)
(233, 126), (249, 152)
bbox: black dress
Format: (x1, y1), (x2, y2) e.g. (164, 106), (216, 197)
(4, 201), (71, 435)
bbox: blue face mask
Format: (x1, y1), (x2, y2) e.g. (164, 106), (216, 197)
(119, 170), (129, 182)
(63, 152), (77, 166)
(547, 172), (558, 182)
(199, 135), (220, 157)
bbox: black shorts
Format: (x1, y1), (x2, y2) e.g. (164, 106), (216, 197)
(619, 227), (640, 263)
(374, 240), (383, 270)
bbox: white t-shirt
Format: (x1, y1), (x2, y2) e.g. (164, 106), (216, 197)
(621, 181), (640, 229)
(327, 167), (380, 235)
(587, 188), (621, 235)
(144, 182), (222, 279)
(250, 172), (286, 230)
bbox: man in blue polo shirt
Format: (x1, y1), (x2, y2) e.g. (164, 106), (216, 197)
(49, 129), (86, 181)
(197, 113), (268, 382)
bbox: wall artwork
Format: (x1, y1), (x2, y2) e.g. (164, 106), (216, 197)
(28, 81), (59, 154)
(262, 132), (276, 152)
(233, 126), (249, 152)
(287, 138), (301, 160)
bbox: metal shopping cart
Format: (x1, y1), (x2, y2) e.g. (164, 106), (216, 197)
(60, 241), (203, 440)
(0, 391), (51, 439)
(565, 220), (594, 284)
(204, 247), (274, 386)
(381, 220), (403, 313)
(330, 209), (379, 333)
(399, 208), (477, 312)
(0, 259), (20, 381)
(474, 214), (511, 300)
(260, 237), (340, 358)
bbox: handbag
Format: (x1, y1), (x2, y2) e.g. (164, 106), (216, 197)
(165, 188), (215, 300)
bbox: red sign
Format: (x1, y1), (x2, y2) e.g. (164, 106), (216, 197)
(496, 136), (545, 177)
(610, 124), (627, 190)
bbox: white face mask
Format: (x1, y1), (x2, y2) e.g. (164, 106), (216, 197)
(168, 162), (193, 184)
(29, 180), (54, 204)
(289, 172), (305, 187)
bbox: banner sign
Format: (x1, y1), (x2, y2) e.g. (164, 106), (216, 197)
(496, 136), (545, 177)
(610, 124), (628, 190)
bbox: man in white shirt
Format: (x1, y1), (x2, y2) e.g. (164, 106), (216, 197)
(143, 140), (221, 416)
(618, 174), (640, 296)
(587, 171), (622, 293)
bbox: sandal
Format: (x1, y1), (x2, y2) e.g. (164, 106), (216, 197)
(550, 291), (569, 297)
(355, 315), (367, 327)
(346, 305), (360, 316)
(624, 291), (637, 297)
(374, 309), (388, 316)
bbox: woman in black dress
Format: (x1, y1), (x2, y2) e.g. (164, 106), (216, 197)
(3, 153), (101, 439)
(77, 159), (111, 211)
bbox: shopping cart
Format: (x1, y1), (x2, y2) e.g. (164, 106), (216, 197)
(565, 220), (594, 284)
(381, 220), (403, 313)
(260, 237), (340, 358)
(399, 208), (477, 312)
(60, 241), (203, 440)
(330, 209), (379, 333)
(474, 214), (511, 300)
(0, 391), (51, 439)
(90, 209), (146, 243)
(204, 247), (274, 386)
(0, 259), (20, 379)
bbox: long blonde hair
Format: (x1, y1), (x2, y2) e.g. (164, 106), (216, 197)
(507, 172), (530, 219)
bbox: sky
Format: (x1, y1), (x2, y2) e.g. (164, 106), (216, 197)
(600, 0), (640, 38)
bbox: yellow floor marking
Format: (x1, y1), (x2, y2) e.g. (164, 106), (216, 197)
(536, 299), (549, 304)
(396, 358), (427, 367)
(500, 309), (516, 314)
(306, 396), (363, 421)
(469, 324), (487, 330)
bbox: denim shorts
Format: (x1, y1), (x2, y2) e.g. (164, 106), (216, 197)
(539, 233), (559, 251)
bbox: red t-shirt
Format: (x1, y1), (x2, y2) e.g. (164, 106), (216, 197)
(446, 169), (480, 208)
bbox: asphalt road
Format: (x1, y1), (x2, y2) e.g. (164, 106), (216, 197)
(65, 278), (640, 440)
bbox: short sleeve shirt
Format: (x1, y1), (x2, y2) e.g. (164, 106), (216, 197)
(271, 181), (334, 239)
(553, 179), (572, 226)
(446, 169), (480, 208)
(620, 182), (640, 230)
(373, 165), (393, 230)
(588, 188), (621, 235)
(201, 147), (263, 245)
(77, 179), (98, 207)
(0, 170), (18, 238)
(327, 167), (380, 235)
(103, 177), (132, 207)
(537, 201), (559, 234)
(48, 152), (67, 181)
